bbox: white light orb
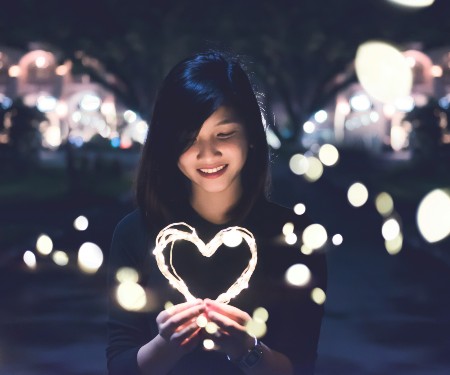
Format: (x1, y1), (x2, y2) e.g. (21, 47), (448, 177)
(349, 93), (372, 112)
(289, 154), (309, 175)
(73, 215), (89, 231)
(302, 224), (328, 250)
(23, 250), (36, 269)
(355, 41), (413, 104)
(386, 0), (434, 8)
(294, 203), (306, 215)
(203, 339), (215, 350)
(303, 121), (316, 134)
(332, 234), (343, 246)
(417, 189), (450, 243)
(285, 264), (311, 287)
(196, 314), (208, 328)
(246, 319), (267, 338)
(314, 110), (328, 123)
(382, 218), (401, 241)
(223, 230), (243, 247)
(318, 144), (339, 166)
(285, 232), (298, 245)
(78, 242), (103, 273)
(347, 182), (369, 207)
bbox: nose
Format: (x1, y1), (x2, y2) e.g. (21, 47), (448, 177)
(195, 139), (221, 160)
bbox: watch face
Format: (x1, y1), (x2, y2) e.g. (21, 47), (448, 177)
(244, 351), (261, 366)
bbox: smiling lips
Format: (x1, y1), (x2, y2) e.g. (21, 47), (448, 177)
(198, 164), (228, 178)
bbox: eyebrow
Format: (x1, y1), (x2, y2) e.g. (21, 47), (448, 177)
(215, 118), (242, 126)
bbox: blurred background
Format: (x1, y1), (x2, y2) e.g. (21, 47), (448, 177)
(1, 0), (450, 374)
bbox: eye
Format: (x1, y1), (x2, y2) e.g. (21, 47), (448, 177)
(217, 131), (236, 139)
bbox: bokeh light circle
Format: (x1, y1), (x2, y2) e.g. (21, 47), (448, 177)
(318, 144), (339, 166)
(347, 182), (369, 207)
(302, 224), (328, 250)
(375, 192), (394, 216)
(304, 157), (324, 182)
(285, 264), (311, 287)
(116, 281), (147, 311)
(78, 242), (103, 273)
(355, 41), (412, 104)
(289, 154), (309, 175)
(417, 189), (450, 243)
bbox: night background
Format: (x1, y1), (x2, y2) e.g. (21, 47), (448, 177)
(1, 0), (450, 374)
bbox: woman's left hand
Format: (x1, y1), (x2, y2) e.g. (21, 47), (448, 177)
(203, 298), (255, 360)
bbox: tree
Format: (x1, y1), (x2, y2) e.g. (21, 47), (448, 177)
(1, 0), (449, 146)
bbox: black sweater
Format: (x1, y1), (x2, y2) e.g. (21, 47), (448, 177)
(106, 200), (327, 375)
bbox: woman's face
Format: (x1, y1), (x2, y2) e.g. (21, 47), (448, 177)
(177, 106), (248, 199)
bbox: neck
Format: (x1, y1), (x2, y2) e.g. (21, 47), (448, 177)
(190, 187), (242, 225)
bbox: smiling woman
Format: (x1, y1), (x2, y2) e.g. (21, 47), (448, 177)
(106, 51), (327, 375)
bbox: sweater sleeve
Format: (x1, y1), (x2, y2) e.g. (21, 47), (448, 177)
(106, 211), (155, 375)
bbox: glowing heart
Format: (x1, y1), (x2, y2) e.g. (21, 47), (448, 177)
(153, 222), (257, 304)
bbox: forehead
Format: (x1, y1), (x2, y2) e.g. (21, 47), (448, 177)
(200, 106), (243, 129)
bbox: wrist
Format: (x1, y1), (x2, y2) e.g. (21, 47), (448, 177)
(227, 336), (264, 369)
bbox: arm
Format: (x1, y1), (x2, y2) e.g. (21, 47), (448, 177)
(137, 300), (205, 375)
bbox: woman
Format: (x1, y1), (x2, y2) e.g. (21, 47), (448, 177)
(106, 51), (327, 375)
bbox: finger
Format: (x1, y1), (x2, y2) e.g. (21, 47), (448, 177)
(205, 299), (249, 325)
(207, 310), (245, 336)
(157, 299), (203, 324)
(160, 304), (205, 336)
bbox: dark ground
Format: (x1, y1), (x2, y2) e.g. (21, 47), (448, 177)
(0, 149), (449, 375)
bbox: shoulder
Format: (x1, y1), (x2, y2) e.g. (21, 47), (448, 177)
(112, 209), (148, 244)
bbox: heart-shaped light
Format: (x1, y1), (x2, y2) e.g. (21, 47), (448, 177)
(153, 222), (257, 304)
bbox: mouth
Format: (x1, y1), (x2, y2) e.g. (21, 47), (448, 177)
(197, 164), (228, 178)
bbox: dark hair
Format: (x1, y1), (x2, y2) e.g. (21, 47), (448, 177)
(136, 51), (269, 228)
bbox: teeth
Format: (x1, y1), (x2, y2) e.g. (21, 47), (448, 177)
(200, 165), (226, 174)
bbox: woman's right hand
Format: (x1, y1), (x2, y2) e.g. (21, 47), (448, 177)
(156, 299), (205, 353)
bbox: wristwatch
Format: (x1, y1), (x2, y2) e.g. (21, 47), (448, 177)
(228, 337), (264, 369)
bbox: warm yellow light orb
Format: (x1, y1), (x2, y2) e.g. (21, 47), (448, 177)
(116, 281), (147, 311)
(52, 250), (69, 266)
(116, 267), (139, 283)
(375, 192), (394, 216)
(253, 307), (269, 323)
(311, 288), (327, 305)
(304, 157), (323, 182)
(385, 233), (403, 255)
